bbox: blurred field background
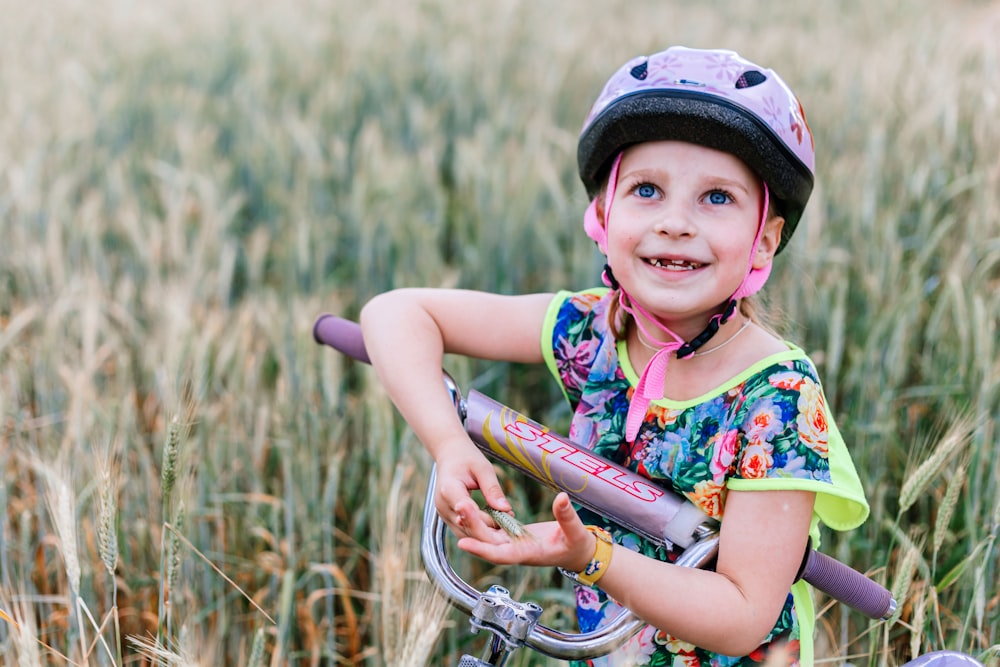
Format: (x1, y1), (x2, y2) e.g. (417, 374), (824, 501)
(0, 0), (998, 665)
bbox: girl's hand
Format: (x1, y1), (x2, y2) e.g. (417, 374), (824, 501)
(433, 441), (511, 538)
(456, 492), (596, 573)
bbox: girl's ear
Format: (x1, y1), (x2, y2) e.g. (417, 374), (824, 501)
(753, 215), (785, 269)
(583, 188), (611, 253)
(595, 190), (608, 228)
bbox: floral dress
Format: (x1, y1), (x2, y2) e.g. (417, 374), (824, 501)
(540, 289), (869, 667)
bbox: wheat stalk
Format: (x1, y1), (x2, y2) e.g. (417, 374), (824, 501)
(898, 417), (973, 514)
(161, 415), (183, 522)
(247, 627), (266, 667)
(0, 597), (43, 667)
(909, 582), (928, 660)
(39, 463), (81, 599)
(889, 528), (927, 621)
(0, 598), (80, 666)
(98, 452), (120, 579)
(393, 582), (451, 667)
(932, 454), (969, 560)
(158, 407), (196, 648)
(95, 440), (125, 667)
(380, 464), (412, 667)
(378, 463), (452, 667)
(31, 457), (88, 661)
(167, 502), (185, 592)
(128, 634), (199, 667)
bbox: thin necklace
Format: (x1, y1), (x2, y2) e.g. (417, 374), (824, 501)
(636, 318), (752, 357)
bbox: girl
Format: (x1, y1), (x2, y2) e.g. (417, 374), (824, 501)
(360, 46), (869, 666)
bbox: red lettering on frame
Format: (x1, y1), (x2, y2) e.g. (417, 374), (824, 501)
(503, 419), (662, 502)
(565, 451), (608, 476)
(624, 480), (665, 503)
(505, 421), (549, 443)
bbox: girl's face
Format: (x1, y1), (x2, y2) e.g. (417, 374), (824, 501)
(601, 140), (783, 333)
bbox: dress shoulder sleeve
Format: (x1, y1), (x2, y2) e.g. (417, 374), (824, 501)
(541, 288), (612, 410)
(726, 356), (869, 532)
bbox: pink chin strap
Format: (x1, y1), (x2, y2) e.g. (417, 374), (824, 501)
(583, 152), (773, 442)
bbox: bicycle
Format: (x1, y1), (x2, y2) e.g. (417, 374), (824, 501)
(313, 314), (984, 667)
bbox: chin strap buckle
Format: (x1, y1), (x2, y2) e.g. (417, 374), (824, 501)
(676, 300), (737, 358)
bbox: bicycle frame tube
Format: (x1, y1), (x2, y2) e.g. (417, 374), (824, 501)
(463, 389), (717, 551)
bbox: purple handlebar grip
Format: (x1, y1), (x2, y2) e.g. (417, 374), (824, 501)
(799, 549), (895, 620)
(313, 314), (370, 363)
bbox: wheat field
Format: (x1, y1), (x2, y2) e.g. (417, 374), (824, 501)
(0, 0), (998, 665)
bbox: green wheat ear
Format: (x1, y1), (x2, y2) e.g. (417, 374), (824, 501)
(166, 503), (185, 591)
(161, 416), (182, 520)
(483, 505), (536, 541)
(933, 455), (968, 558)
(898, 418), (971, 514)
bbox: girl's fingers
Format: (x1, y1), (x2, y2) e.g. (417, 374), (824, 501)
(552, 493), (586, 536)
(435, 479), (509, 543)
(456, 531), (536, 563)
(434, 494), (463, 530)
(453, 499), (509, 543)
(472, 465), (511, 513)
(552, 493), (598, 572)
(455, 494), (598, 569)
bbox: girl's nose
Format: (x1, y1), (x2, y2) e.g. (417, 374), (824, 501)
(652, 203), (696, 237)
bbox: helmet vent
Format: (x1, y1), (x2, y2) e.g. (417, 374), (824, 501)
(629, 61), (648, 80)
(735, 70), (767, 89)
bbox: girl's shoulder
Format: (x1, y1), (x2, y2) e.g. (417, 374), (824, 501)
(735, 344), (819, 387)
(720, 346), (824, 405)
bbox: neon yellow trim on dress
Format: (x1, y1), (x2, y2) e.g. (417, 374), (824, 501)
(618, 337), (808, 408)
(541, 289), (603, 404)
(792, 580), (815, 667)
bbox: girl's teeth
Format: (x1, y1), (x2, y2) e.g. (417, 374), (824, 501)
(650, 259), (698, 270)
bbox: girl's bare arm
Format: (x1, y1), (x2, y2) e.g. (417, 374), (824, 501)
(359, 288), (553, 532)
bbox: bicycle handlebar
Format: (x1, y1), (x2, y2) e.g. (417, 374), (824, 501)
(421, 467), (647, 659)
(314, 314), (896, 627)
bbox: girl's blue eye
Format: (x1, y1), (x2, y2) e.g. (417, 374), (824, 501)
(707, 191), (731, 205)
(637, 184), (657, 198)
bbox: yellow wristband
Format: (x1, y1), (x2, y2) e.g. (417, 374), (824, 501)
(576, 525), (614, 586)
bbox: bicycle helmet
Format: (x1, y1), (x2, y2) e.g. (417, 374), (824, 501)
(578, 45), (815, 253)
